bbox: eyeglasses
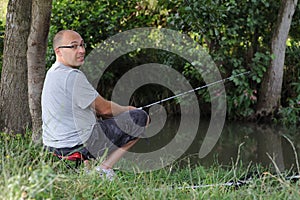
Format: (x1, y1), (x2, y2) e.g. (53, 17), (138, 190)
(58, 43), (86, 50)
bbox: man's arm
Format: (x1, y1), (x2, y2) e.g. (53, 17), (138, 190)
(92, 95), (135, 118)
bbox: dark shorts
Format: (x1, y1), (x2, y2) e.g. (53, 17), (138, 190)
(84, 109), (148, 158)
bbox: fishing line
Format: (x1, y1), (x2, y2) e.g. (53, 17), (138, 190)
(150, 172), (300, 191)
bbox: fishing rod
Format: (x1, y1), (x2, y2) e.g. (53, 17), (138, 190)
(138, 71), (251, 109)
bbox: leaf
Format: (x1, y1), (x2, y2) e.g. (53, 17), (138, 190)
(185, 6), (192, 11)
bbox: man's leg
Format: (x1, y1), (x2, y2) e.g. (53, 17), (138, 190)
(100, 138), (139, 169)
(85, 109), (149, 169)
(100, 112), (150, 169)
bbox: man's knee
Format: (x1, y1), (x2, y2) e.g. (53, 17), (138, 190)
(130, 109), (149, 127)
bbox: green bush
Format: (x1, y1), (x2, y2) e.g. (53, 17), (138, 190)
(47, 0), (300, 122)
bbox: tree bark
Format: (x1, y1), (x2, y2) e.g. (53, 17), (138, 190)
(256, 0), (298, 118)
(27, 0), (52, 143)
(0, 0), (32, 134)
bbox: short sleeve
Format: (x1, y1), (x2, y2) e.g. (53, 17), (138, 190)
(73, 72), (99, 109)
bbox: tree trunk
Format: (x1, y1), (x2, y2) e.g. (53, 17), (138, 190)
(27, 0), (52, 143)
(256, 0), (298, 118)
(0, 0), (32, 134)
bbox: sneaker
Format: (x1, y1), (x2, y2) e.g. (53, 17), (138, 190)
(95, 166), (116, 181)
(84, 167), (91, 175)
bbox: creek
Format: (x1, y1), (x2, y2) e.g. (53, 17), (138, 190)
(131, 115), (300, 172)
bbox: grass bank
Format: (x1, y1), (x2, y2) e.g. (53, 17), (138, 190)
(1, 133), (300, 200)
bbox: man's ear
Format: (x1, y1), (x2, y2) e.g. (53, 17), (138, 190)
(54, 48), (62, 57)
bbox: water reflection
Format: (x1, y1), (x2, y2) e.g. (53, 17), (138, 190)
(197, 121), (300, 171)
(132, 116), (300, 172)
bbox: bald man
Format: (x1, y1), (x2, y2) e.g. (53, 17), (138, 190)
(42, 30), (149, 180)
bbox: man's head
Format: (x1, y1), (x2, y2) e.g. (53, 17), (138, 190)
(53, 30), (86, 68)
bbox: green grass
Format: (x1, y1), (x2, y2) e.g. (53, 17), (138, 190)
(1, 133), (300, 200)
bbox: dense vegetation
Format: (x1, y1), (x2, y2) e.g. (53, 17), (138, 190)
(0, 0), (299, 124)
(47, 0), (300, 124)
(0, 2), (299, 199)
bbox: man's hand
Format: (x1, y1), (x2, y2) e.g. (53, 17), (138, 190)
(127, 106), (137, 111)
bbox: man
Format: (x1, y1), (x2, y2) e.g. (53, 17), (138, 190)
(42, 30), (149, 180)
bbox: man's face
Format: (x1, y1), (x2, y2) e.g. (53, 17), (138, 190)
(55, 31), (86, 68)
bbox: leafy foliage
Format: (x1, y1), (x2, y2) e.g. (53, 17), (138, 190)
(170, 0), (280, 119)
(278, 41), (300, 125)
(45, 0), (300, 123)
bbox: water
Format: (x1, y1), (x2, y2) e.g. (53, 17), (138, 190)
(132, 116), (300, 172)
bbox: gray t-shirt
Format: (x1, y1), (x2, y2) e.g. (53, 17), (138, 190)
(42, 62), (99, 148)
